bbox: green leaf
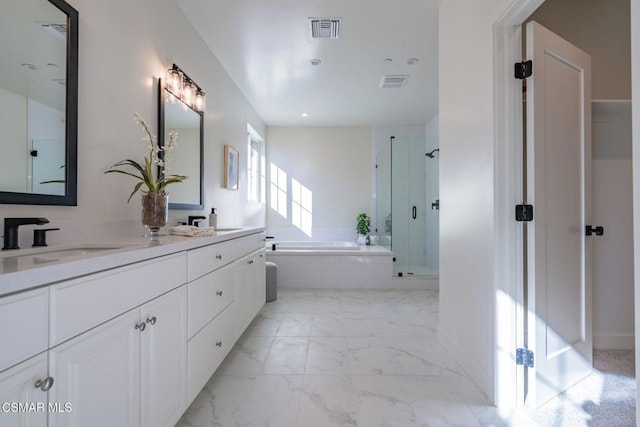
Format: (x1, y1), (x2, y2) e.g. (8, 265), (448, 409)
(104, 169), (144, 181)
(127, 181), (144, 203)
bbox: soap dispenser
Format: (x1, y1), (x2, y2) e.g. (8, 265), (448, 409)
(209, 208), (217, 230)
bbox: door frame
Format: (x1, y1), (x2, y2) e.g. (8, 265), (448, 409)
(493, 0), (638, 418)
(492, 0), (544, 409)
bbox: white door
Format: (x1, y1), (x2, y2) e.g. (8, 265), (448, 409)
(525, 21), (592, 406)
(140, 286), (188, 427)
(49, 310), (140, 427)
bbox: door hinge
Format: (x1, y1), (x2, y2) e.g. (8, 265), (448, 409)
(515, 60), (533, 79)
(515, 204), (533, 222)
(516, 348), (534, 367)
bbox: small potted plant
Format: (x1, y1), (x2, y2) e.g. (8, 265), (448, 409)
(356, 212), (372, 245)
(105, 112), (187, 236)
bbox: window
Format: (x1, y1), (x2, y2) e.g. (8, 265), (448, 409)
(247, 125), (265, 203)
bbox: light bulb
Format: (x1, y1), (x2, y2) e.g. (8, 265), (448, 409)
(195, 90), (206, 111)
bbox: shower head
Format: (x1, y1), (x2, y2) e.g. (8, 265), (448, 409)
(425, 148), (439, 158)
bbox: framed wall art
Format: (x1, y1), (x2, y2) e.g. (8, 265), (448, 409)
(224, 145), (239, 190)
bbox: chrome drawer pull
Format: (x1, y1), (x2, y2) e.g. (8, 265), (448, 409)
(35, 376), (54, 391)
(146, 316), (157, 325)
(215, 341), (223, 347)
(216, 290), (223, 296)
(135, 322), (146, 332)
(216, 254), (223, 260)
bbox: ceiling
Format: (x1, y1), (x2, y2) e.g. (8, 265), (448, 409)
(177, 0), (440, 127)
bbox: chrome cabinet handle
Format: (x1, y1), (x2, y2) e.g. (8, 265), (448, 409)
(259, 253), (264, 258)
(216, 290), (223, 296)
(135, 322), (146, 332)
(215, 341), (223, 347)
(216, 254), (223, 260)
(35, 376), (54, 391)
(247, 259), (254, 265)
(146, 316), (157, 325)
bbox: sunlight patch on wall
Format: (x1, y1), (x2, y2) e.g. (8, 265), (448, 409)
(270, 162), (287, 218)
(292, 178), (312, 236)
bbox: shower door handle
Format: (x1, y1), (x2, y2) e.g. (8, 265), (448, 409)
(412, 206), (417, 220)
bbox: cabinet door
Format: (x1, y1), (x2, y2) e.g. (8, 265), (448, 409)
(0, 353), (48, 427)
(252, 250), (266, 317)
(234, 257), (250, 339)
(0, 287), (48, 373)
(140, 286), (187, 427)
(49, 310), (140, 427)
(187, 304), (235, 404)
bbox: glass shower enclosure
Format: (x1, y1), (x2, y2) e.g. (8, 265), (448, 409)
(376, 136), (439, 277)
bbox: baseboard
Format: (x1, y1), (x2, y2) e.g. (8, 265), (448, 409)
(437, 326), (491, 402)
(594, 333), (635, 350)
(391, 276), (439, 290)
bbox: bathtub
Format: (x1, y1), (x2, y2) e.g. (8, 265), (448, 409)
(269, 240), (359, 251)
(265, 241), (394, 288)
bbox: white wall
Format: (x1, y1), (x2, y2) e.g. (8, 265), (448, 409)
(0, 87), (27, 193)
(0, 0), (265, 246)
(631, 0), (640, 421)
(266, 126), (372, 241)
(592, 101), (634, 349)
(438, 0), (512, 400)
(527, 0), (631, 100)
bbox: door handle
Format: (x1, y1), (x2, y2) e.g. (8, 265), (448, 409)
(585, 225), (604, 236)
(412, 206), (417, 220)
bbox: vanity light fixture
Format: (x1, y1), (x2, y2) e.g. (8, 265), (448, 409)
(165, 64), (206, 112)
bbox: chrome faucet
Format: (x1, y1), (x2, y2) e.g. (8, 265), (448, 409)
(2, 218), (50, 250)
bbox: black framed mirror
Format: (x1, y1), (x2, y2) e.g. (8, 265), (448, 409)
(0, 0), (78, 205)
(158, 79), (204, 210)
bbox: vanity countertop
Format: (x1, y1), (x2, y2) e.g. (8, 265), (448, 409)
(0, 227), (265, 297)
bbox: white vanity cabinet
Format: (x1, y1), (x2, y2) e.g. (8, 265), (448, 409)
(49, 286), (187, 427)
(0, 228), (266, 426)
(235, 249), (266, 339)
(0, 353), (48, 427)
(185, 232), (265, 404)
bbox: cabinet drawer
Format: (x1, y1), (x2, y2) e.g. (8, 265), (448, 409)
(0, 288), (48, 373)
(236, 232), (265, 258)
(187, 304), (235, 403)
(187, 240), (237, 282)
(50, 253), (187, 346)
(188, 263), (236, 338)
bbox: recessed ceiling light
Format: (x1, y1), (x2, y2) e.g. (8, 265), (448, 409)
(21, 63), (36, 71)
(384, 58), (393, 63)
(407, 58), (419, 65)
(309, 59), (322, 66)
(301, 113), (309, 117)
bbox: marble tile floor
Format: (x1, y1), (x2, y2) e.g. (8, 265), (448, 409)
(176, 288), (636, 427)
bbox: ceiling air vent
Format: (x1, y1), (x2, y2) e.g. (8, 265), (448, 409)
(379, 75), (409, 89)
(309, 18), (342, 39)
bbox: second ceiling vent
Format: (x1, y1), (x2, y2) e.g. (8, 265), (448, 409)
(309, 18), (342, 39)
(379, 75), (409, 89)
